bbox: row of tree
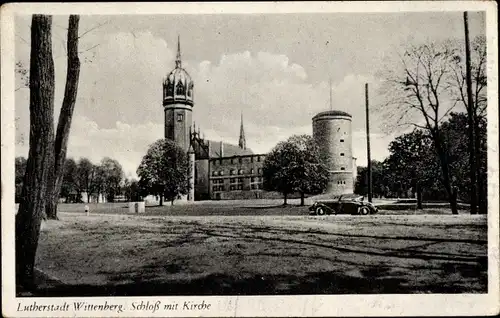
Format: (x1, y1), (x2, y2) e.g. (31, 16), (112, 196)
(379, 31), (487, 214)
(355, 112), (487, 207)
(16, 156), (125, 204)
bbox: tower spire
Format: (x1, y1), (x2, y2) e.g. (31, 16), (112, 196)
(238, 111), (246, 150)
(329, 76), (333, 110)
(175, 35), (182, 68)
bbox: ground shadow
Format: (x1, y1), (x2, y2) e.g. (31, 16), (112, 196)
(23, 218), (487, 297)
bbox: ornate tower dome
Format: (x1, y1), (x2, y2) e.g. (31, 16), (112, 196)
(163, 36), (194, 153)
(163, 36), (194, 106)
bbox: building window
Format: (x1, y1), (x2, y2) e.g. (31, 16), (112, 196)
(213, 185), (224, 192)
(212, 171), (217, 176)
(251, 177), (255, 183)
(238, 178), (243, 183)
(257, 156), (261, 162)
(340, 153), (345, 156)
(177, 113), (184, 122)
(258, 168), (262, 175)
(220, 171), (224, 176)
(230, 178), (236, 184)
(237, 184), (243, 190)
(251, 156), (254, 163)
(176, 81), (185, 95)
(340, 139), (344, 142)
(238, 169), (244, 175)
(230, 169), (235, 175)
(341, 167), (345, 171)
(250, 169), (254, 174)
(239, 157), (242, 164)
(230, 185), (235, 191)
(231, 158), (234, 164)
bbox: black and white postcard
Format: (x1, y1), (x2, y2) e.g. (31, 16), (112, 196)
(1, 1), (498, 317)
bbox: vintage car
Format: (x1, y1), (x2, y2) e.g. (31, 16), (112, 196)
(308, 194), (378, 216)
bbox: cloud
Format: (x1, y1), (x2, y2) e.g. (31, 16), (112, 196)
(14, 20), (390, 177)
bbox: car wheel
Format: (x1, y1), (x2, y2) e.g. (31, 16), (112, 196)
(316, 207), (326, 216)
(358, 206), (370, 215)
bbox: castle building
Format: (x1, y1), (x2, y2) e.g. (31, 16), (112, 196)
(163, 37), (356, 201)
(312, 110), (354, 195)
(163, 37), (267, 201)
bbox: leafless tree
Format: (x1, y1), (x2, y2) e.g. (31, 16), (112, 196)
(378, 41), (460, 214)
(448, 34), (487, 214)
(45, 15), (81, 220)
(16, 14), (55, 289)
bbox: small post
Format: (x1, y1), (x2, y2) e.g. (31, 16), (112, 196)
(365, 83), (372, 203)
(84, 205), (89, 216)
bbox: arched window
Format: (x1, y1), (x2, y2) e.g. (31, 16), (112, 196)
(166, 82), (174, 96)
(176, 81), (185, 95)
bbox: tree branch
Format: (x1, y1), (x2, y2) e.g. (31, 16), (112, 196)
(78, 20), (109, 39)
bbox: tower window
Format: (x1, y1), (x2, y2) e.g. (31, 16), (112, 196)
(340, 153), (345, 156)
(176, 81), (185, 95)
(340, 167), (345, 171)
(177, 113), (183, 122)
(340, 139), (344, 142)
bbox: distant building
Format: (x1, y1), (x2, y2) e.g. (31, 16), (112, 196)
(162, 37), (356, 201)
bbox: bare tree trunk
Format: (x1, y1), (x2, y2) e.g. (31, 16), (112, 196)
(15, 15), (55, 290)
(434, 133), (458, 215)
(159, 194), (163, 206)
(283, 193), (288, 206)
(300, 192), (305, 206)
(46, 15), (81, 220)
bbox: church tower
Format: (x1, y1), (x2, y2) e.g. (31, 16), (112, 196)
(238, 112), (246, 150)
(163, 36), (194, 152)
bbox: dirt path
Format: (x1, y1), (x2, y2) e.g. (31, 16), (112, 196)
(33, 213), (487, 296)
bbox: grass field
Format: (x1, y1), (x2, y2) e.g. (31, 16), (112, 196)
(30, 201), (487, 296)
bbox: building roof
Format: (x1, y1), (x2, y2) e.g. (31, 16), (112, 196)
(312, 110), (352, 120)
(208, 141), (254, 158)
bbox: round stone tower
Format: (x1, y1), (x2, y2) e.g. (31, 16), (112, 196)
(312, 110), (353, 195)
(163, 36), (194, 153)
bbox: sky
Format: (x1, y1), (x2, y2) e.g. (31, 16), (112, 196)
(14, 11), (486, 178)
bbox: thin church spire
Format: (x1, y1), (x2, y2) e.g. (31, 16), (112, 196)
(175, 35), (182, 68)
(238, 111), (246, 150)
(329, 76), (333, 110)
